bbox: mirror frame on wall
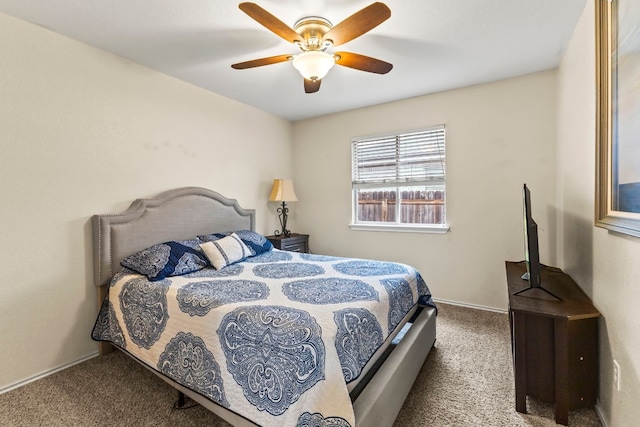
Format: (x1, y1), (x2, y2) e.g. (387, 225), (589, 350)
(595, 0), (640, 238)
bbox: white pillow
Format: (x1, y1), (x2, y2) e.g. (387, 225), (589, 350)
(199, 233), (251, 270)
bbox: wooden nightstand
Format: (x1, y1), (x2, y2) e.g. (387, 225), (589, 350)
(267, 233), (309, 253)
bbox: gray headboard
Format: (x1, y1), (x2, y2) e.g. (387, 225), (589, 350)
(93, 187), (255, 287)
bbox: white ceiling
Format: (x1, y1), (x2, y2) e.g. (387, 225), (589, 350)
(0, 0), (587, 121)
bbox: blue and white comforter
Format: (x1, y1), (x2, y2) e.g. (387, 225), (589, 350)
(92, 249), (435, 427)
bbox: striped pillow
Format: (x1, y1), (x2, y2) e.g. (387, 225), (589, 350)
(199, 233), (251, 270)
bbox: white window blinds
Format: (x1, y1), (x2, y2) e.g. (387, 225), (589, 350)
(351, 125), (446, 187)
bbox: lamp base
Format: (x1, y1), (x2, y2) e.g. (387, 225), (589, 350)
(275, 201), (291, 237)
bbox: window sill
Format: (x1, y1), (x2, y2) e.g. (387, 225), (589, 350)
(348, 223), (450, 234)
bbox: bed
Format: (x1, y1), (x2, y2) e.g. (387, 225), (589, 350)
(91, 187), (436, 427)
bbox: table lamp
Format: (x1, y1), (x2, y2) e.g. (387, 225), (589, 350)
(269, 179), (298, 237)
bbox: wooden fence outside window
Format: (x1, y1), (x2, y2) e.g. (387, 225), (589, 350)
(357, 190), (445, 224)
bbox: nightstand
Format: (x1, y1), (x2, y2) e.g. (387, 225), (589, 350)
(267, 233), (309, 253)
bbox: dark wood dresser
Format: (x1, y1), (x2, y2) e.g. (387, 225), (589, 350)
(267, 233), (309, 253)
(506, 261), (600, 426)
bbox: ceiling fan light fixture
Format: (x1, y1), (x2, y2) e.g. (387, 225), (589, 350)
(292, 51), (335, 81)
(232, 2), (393, 93)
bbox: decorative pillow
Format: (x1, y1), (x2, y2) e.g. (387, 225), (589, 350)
(199, 233), (251, 270)
(121, 239), (209, 281)
(198, 230), (273, 257)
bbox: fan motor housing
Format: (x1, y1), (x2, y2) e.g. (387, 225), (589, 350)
(294, 17), (333, 51)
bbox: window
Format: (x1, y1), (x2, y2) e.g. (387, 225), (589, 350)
(350, 125), (448, 232)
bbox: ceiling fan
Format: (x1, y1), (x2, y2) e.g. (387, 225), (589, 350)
(231, 2), (393, 94)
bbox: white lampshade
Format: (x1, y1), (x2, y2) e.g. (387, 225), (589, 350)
(269, 179), (298, 202)
(292, 51), (335, 81)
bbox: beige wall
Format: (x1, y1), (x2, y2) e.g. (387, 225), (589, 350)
(292, 71), (558, 310)
(0, 13), (292, 391)
(557, 1), (640, 425)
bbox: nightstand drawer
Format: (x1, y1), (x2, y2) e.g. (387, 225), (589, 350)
(281, 240), (306, 252)
(267, 234), (309, 253)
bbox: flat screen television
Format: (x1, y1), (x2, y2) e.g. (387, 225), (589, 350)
(512, 184), (561, 300)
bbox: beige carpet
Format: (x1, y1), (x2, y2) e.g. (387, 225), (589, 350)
(0, 303), (602, 426)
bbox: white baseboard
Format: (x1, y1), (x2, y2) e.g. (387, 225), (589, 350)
(433, 297), (508, 314)
(595, 401), (608, 427)
(0, 352), (99, 395)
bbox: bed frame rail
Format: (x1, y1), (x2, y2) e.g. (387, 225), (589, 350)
(353, 306), (436, 426)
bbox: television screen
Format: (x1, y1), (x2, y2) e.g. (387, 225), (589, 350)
(523, 184), (541, 288)
(514, 184), (561, 300)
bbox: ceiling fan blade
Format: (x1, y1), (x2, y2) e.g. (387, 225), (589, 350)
(334, 52), (393, 74)
(322, 2), (391, 47)
(304, 79), (321, 94)
(238, 3), (301, 44)
(231, 54), (292, 69)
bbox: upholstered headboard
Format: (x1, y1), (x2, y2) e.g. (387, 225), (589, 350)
(93, 187), (255, 287)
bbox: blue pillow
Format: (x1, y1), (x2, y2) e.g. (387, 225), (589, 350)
(120, 239), (209, 281)
(198, 230), (273, 257)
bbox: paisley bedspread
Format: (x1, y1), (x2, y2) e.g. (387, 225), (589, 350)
(92, 249), (435, 427)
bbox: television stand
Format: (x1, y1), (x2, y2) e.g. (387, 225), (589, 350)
(513, 266), (562, 300)
(506, 261), (600, 426)
(512, 283), (562, 300)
